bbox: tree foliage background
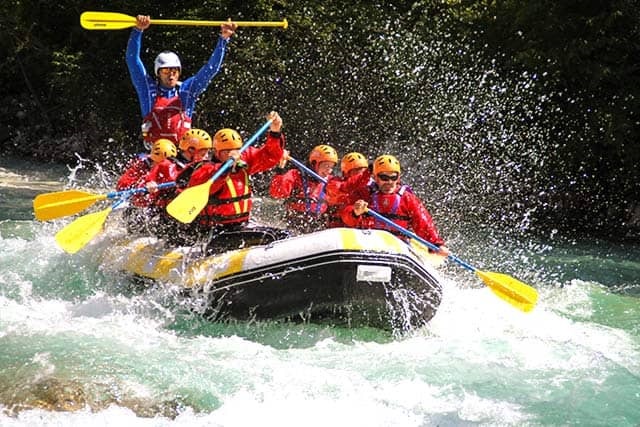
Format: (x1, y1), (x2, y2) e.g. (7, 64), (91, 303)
(1, 0), (638, 239)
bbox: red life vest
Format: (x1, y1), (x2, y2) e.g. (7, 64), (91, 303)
(370, 184), (412, 234)
(285, 175), (328, 216)
(324, 173), (370, 228)
(198, 169), (252, 226)
(141, 95), (192, 144)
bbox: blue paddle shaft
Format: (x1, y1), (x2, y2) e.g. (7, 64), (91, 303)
(287, 157), (327, 184)
(106, 181), (176, 200)
(365, 209), (476, 272)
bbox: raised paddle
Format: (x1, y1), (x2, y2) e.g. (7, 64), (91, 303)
(166, 119), (273, 224)
(33, 183), (175, 221)
(80, 11), (288, 31)
(286, 155), (538, 312)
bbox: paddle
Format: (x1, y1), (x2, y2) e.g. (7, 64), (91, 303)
(54, 182), (175, 254)
(286, 156), (538, 312)
(34, 182), (175, 221)
(365, 209), (538, 312)
(166, 119), (273, 224)
(55, 198), (128, 254)
(80, 11), (288, 31)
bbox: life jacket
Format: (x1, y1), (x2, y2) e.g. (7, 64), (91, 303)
(285, 174), (328, 216)
(369, 183), (412, 236)
(141, 94), (191, 144)
(198, 169), (252, 226)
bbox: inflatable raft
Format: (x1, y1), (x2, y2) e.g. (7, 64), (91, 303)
(107, 226), (445, 331)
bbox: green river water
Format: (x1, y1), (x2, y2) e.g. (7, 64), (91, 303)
(0, 157), (639, 426)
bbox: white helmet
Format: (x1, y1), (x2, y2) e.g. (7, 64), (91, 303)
(154, 51), (181, 75)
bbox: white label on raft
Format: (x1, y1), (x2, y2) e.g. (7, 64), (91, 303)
(356, 265), (392, 282)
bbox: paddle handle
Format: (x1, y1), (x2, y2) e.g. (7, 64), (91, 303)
(151, 18), (288, 29)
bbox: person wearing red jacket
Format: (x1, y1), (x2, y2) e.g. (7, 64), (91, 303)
(117, 128), (208, 212)
(183, 111), (285, 240)
(143, 128), (215, 241)
(116, 138), (178, 207)
(155, 128), (214, 203)
(116, 127), (208, 210)
(116, 154), (153, 195)
(324, 151), (371, 227)
(142, 139), (185, 209)
(269, 144), (338, 233)
(115, 138), (178, 233)
(341, 154), (449, 254)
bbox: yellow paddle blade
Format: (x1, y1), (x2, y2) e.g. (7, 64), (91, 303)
(476, 270), (538, 312)
(33, 190), (106, 221)
(166, 180), (213, 224)
(80, 11), (137, 30)
(55, 207), (112, 254)
(81, 11), (288, 31)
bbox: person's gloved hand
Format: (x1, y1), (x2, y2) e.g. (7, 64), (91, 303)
(233, 160), (247, 172)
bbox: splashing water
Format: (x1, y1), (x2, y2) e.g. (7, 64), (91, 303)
(1, 153), (639, 426)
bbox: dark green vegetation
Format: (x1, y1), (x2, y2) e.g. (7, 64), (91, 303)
(1, 0), (638, 239)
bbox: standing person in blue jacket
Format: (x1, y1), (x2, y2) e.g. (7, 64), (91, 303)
(126, 14), (237, 147)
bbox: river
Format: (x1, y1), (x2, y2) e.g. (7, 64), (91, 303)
(1, 156), (639, 426)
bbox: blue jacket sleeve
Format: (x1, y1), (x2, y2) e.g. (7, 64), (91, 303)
(179, 36), (230, 117)
(126, 29), (156, 117)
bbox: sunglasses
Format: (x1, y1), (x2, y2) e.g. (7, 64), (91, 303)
(158, 67), (180, 75)
(377, 173), (399, 182)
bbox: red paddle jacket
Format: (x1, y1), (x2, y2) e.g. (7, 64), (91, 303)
(324, 169), (371, 227)
(341, 182), (445, 246)
(270, 168), (330, 214)
(117, 155), (152, 190)
(116, 154), (155, 207)
(116, 155), (184, 208)
(187, 131), (285, 226)
(143, 158), (184, 208)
